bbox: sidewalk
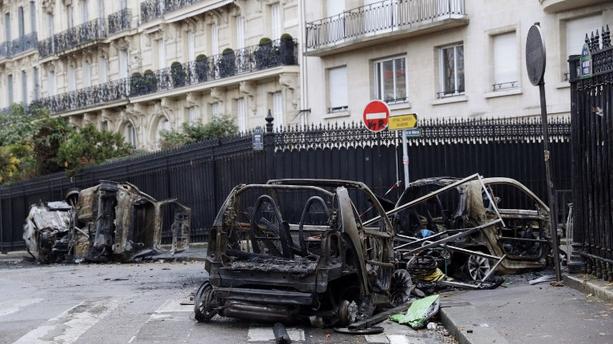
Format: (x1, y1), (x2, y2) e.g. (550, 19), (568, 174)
(440, 274), (613, 344)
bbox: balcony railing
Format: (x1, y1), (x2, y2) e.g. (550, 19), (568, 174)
(0, 32), (38, 59)
(130, 39), (299, 97)
(306, 0), (466, 52)
(108, 9), (132, 36)
(38, 10), (132, 58)
(32, 78), (130, 114)
(140, 0), (203, 23)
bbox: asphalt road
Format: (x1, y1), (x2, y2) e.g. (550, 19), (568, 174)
(0, 260), (454, 344)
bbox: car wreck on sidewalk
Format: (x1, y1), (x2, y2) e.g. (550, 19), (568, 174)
(389, 175), (551, 284)
(23, 180), (191, 263)
(195, 179), (399, 326)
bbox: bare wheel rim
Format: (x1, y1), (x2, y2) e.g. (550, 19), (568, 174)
(467, 255), (491, 281)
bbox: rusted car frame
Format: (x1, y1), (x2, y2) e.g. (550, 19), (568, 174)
(196, 179), (395, 325)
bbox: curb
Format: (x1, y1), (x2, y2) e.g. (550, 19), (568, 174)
(440, 305), (510, 344)
(564, 274), (613, 303)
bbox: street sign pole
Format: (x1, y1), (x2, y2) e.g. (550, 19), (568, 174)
(402, 129), (409, 189)
(527, 23), (562, 282)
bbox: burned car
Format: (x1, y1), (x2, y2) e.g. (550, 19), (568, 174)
(23, 180), (191, 263)
(392, 176), (550, 281)
(195, 179), (398, 326)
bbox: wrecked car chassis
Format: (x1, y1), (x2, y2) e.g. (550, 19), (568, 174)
(23, 180), (192, 263)
(198, 181), (396, 325)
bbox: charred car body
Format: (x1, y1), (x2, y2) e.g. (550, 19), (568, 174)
(23, 180), (191, 263)
(196, 179), (397, 325)
(392, 176), (550, 281)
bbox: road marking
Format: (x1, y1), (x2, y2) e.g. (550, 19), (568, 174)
(11, 299), (119, 344)
(155, 299), (193, 313)
(0, 298), (43, 318)
(247, 326), (305, 342)
(387, 334), (410, 344)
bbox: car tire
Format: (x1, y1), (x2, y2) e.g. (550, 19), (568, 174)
(194, 281), (216, 323)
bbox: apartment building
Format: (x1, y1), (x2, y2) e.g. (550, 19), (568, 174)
(0, 0), (301, 150)
(302, 0), (613, 123)
(0, 0), (40, 108)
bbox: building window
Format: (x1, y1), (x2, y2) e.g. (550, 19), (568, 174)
(98, 56), (108, 83)
(326, 0), (344, 16)
(33, 67), (39, 100)
(492, 32), (518, 91)
(30, 1), (36, 33)
(188, 107), (200, 124)
(47, 69), (56, 96)
(100, 120), (108, 131)
(235, 98), (247, 131)
(374, 56), (407, 104)
(83, 60), (92, 87)
(18, 7), (25, 38)
(97, 0), (105, 17)
(5, 13), (11, 42)
(235, 15), (245, 49)
(210, 102), (222, 117)
(438, 43), (464, 98)
(210, 23), (219, 55)
(119, 49), (129, 79)
(187, 31), (195, 61)
(46, 13), (54, 36)
(270, 3), (282, 39)
(124, 123), (137, 147)
(21, 70), (27, 104)
(79, 0), (89, 24)
(7, 74), (14, 105)
(327, 66), (348, 112)
(67, 64), (76, 92)
(564, 14), (602, 79)
(67, 4), (74, 28)
(156, 39), (166, 68)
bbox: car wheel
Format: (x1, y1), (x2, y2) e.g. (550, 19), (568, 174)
(465, 255), (491, 281)
(390, 269), (413, 307)
(194, 281), (216, 323)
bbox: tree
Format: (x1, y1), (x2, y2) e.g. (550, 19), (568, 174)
(31, 115), (74, 175)
(57, 124), (133, 172)
(0, 143), (35, 184)
(160, 115), (238, 150)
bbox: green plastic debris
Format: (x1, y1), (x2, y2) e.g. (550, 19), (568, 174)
(389, 294), (440, 329)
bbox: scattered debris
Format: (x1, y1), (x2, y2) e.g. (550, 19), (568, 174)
(529, 275), (556, 285)
(390, 295), (440, 329)
(273, 322), (292, 344)
(23, 180), (192, 264)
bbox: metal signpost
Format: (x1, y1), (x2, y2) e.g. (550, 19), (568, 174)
(526, 23), (562, 282)
(388, 113), (419, 189)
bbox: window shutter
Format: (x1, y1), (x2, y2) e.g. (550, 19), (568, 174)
(272, 92), (283, 127)
(566, 14), (602, 57)
(493, 32), (517, 85)
(236, 98), (247, 131)
(83, 61), (92, 87)
(236, 16), (245, 49)
(270, 3), (281, 39)
(98, 56), (108, 83)
(211, 24), (219, 55)
(187, 31), (195, 61)
(329, 66), (348, 109)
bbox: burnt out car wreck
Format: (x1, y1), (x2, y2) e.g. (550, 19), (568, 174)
(23, 180), (191, 264)
(196, 180), (398, 326)
(195, 175), (553, 328)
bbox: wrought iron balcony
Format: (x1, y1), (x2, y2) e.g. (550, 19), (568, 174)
(38, 18), (106, 58)
(140, 0), (203, 24)
(32, 78), (130, 114)
(108, 9), (132, 36)
(306, 0), (468, 55)
(0, 32), (38, 59)
(130, 39), (299, 97)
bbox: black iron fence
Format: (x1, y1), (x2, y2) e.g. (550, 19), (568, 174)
(140, 0), (203, 23)
(38, 10), (132, 58)
(569, 25), (613, 281)
(306, 0), (466, 51)
(0, 32), (38, 59)
(0, 116), (571, 252)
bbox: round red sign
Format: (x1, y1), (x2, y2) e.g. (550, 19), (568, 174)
(362, 100), (390, 133)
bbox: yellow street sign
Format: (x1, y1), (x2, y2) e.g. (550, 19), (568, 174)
(388, 114), (418, 130)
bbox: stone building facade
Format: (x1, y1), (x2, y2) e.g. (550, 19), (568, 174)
(0, 0), (301, 150)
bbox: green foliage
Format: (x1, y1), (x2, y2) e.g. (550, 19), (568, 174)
(196, 54), (207, 62)
(170, 61), (186, 87)
(57, 124), (133, 172)
(259, 37), (272, 46)
(160, 115), (238, 150)
(280, 33), (293, 41)
(0, 104), (47, 146)
(222, 48), (234, 56)
(31, 115), (73, 175)
(0, 143), (36, 184)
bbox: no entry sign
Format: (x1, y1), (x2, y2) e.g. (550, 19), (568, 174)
(362, 100), (390, 132)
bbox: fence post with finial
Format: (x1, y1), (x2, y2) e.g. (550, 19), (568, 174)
(264, 109), (276, 180)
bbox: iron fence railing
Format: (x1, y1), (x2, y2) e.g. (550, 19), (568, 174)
(38, 10), (132, 58)
(32, 78), (130, 114)
(569, 25), (613, 281)
(108, 9), (132, 36)
(140, 0), (203, 23)
(130, 39), (298, 97)
(306, 0), (466, 51)
(0, 32), (38, 58)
